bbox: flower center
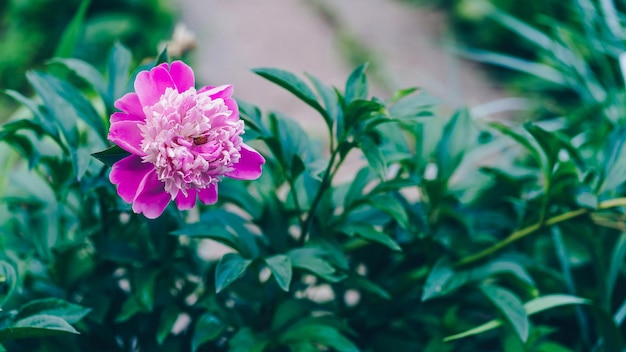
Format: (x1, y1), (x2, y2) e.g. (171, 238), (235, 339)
(138, 87), (244, 199)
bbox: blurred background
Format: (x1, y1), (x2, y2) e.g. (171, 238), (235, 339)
(2, 0), (620, 144)
(0, 0), (512, 133)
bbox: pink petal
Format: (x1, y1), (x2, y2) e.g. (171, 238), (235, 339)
(198, 183), (218, 204)
(134, 70), (161, 107)
(175, 189), (197, 210)
(113, 93), (144, 120)
(108, 120), (145, 156)
(109, 155), (153, 203)
(226, 144), (265, 180)
(224, 98), (239, 120)
(169, 61), (195, 92)
(150, 64), (176, 96)
(132, 169), (172, 219)
(198, 85), (233, 100)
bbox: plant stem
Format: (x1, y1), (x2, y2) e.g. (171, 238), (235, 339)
(301, 144), (347, 240)
(454, 197), (626, 268)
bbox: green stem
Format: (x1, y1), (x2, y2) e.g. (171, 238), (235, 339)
(454, 197), (626, 268)
(301, 144), (348, 240)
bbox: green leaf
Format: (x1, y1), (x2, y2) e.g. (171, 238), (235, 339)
(280, 322), (359, 352)
(0, 262), (16, 308)
(264, 255), (292, 291)
(270, 300), (311, 332)
(215, 253), (252, 293)
(360, 135), (386, 180)
(444, 295), (589, 341)
(338, 223), (401, 251)
(115, 295), (145, 323)
(344, 167), (375, 208)
(436, 109), (475, 181)
(230, 327), (269, 352)
(344, 63), (369, 104)
(155, 46), (169, 66)
(607, 232), (626, 305)
(480, 284), (529, 343)
(422, 259), (459, 301)
(253, 68), (328, 121)
(305, 72), (340, 131)
(107, 42), (133, 102)
(289, 249), (342, 282)
(3, 90), (59, 141)
(369, 193), (410, 230)
(388, 90), (438, 123)
(16, 298), (90, 324)
(0, 314), (79, 341)
(156, 305), (179, 345)
(172, 209), (259, 258)
(26, 71), (78, 147)
(49, 58), (108, 104)
(600, 126), (626, 193)
(192, 314), (224, 352)
(54, 0), (91, 57)
(91, 145), (131, 167)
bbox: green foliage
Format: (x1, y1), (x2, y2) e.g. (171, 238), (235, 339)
(2, 13), (626, 348)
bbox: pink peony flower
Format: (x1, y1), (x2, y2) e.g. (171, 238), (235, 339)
(108, 61), (265, 218)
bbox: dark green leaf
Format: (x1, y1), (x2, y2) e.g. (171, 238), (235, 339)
(344, 167), (375, 208)
(49, 58), (108, 103)
(115, 295), (145, 322)
(305, 72), (339, 131)
(253, 68), (328, 121)
(16, 298), (90, 324)
(345, 63), (369, 104)
(215, 253), (252, 293)
(54, 0), (91, 57)
(155, 46), (169, 66)
(107, 42), (133, 102)
(436, 109), (475, 180)
(338, 223), (401, 251)
(360, 135), (386, 180)
(422, 259), (457, 301)
(156, 305), (179, 345)
(91, 145), (131, 167)
(3, 90), (60, 142)
(264, 255), (292, 291)
(480, 284), (529, 343)
(607, 232), (626, 306)
(369, 193), (410, 230)
(0, 315), (78, 341)
(0, 262), (16, 308)
(280, 322), (359, 352)
(600, 126), (626, 192)
(230, 327), (269, 352)
(192, 314), (224, 352)
(289, 249), (342, 282)
(444, 295), (589, 341)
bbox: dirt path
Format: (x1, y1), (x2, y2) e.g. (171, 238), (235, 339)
(175, 0), (506, 138)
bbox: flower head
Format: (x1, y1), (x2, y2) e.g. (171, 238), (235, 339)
(108, 61), (265, 218)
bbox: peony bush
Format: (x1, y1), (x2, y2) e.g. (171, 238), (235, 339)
(1, 10), (626, 352)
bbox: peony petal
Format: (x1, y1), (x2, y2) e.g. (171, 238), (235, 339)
(226, 144), (265, 180)
(198, 183), (218, 204)
(132, 169), (172, 219)
(150, 64), (176, 97)
(111, 111), (142, 124)
(109, 155), (153, 203)
(134, 70), (161, 107)
(113, 93), (144, 120)
(175, 189), (197, 210)
(169, 61), (195, 93)
(108, 120), (146, 156)
(223, 97), (239, 121)
(198, 85), (233, 100)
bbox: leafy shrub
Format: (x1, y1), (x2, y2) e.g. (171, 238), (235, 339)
(1, 24), (626, 352)
(0, 0), (176, 119)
